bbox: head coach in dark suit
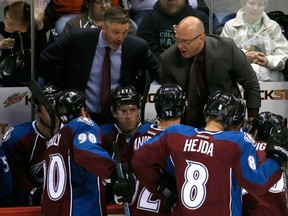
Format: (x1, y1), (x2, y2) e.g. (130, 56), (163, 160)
(160, 16), (261, 128)
(40, 7), (160, 125)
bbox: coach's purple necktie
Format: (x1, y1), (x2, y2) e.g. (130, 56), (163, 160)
(100, 47), (111, 123)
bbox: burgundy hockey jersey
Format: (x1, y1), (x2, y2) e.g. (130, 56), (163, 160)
(41, 117), (115, 216)
(131, 125), (282, 216)
(129, 124), (171, 216)
(242, 140), (288, 216)
(2, 121), (61, 205)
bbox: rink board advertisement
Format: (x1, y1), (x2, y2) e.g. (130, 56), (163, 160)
(0, 83), (287, 139)
(0, 87), (32, 140)
(144, 82), (288, 122)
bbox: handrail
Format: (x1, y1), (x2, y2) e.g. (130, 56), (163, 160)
(0, 204), (124, 215)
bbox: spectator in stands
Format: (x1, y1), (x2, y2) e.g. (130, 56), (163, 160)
(221, 0), (288, 82)
(41, 7), (160, 125)
(0, 0), (48, 86)
(61, 0), (137, 38)
(131, 0), (208, 27)
(137, 0), (209, 60)
(1, 85), (61, 206)
(45, 0), (84, 36)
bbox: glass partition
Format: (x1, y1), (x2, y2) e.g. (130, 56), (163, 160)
(0, 0), (287, 86)
(203, 0), (288, 33)
(0, 0), (46, 87)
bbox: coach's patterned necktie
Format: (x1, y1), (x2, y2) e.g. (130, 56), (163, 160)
(187, 57), (198, 126)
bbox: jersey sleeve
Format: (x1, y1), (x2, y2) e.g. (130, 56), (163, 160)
(233, 132), (282, 195)
(1, 124), (36, 192)
(131, 130), (171, 193)
(0, 146), (13, 201)
(71, 117), (115, 179)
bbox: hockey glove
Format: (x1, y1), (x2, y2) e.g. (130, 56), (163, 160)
(157, 170), (178, 209)
(265, 125), (288, 165)
(28, 187), (42, 206)
(112, 163), (135, 203)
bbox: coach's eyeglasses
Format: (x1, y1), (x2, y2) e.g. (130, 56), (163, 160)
(172, 24), (203, 46)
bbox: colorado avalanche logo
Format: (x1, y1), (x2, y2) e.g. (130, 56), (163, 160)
(77, 116), (94, 126)
(2, 127), (14, 142)
(244, 132), (257, 147)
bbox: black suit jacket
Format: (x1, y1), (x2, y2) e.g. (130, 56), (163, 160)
(40, 28), (160, 95)
(160, 35), (261, 122)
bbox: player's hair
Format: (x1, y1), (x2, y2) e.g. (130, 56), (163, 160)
(103, 7), (129, 26)
(154, 84), (187, 120)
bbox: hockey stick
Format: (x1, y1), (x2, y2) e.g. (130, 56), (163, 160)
(28, 80), (56, 137)
(112, 141), (131, 216)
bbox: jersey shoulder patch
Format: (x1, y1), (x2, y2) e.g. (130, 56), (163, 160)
(2, 127), (14, 142)
(244, 132), (257, 147)
(77, 116), (94, 126)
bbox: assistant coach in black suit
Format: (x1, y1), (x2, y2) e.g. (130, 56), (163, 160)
(40, 7), (160, 125)
(160, 16), (261, 127)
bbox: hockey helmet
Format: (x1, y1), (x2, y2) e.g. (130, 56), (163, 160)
(203, 90), (238, 125)
(248, 111), (284, 140)
(110, 85), (141, 110)
(231, 98), (246, 126)
(33, 84), (59, 109)
(154, 84), (187, 120)
(55, 89), (86, 124)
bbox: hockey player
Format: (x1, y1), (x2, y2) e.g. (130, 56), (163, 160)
(41, 89), (117, 216)
(131, 90), (288, 216)
(2, 84), (61, 206)
(100, 85), (151, 204)
(226, 102), (288, 216)
(242, 112), (288, 216)
(128, 83), (186, 215)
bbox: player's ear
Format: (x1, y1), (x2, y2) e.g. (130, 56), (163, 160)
(35, 110), (40, 119)
(34, 105), (42, 119)
(80, 106), (88, 117)
(112, 110), (117, 119)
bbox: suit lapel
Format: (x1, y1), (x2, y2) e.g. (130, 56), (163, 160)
(204, 37), (213, 89)
(83, 30), (100, 87)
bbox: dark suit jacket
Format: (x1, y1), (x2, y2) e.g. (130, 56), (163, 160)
(160, 34), (261, 119)
(40, 28), (160, 95)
